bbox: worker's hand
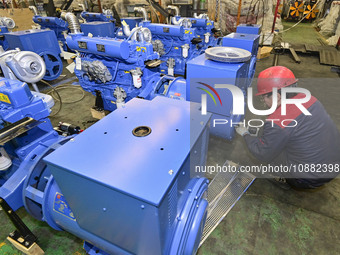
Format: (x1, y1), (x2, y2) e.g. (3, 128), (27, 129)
(235, 125), (250, 137)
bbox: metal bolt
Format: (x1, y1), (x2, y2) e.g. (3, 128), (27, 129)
(70, 138), (75, 142)
(25, 241), (29, 247)
(182, 171), (185, 175)
(103, 208), (107, 212)
(141, 205), (145, 209)
(8, 210), (12, 214)
(168, 170), (174, 175)
(9, 232), (14, 237)
(188, 189), (192, 193)
(177, 217), (181, 221)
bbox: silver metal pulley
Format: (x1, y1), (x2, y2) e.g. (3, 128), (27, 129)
(205, 47), (252, 63)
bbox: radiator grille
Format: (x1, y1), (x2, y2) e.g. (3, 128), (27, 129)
(200, 161), (255, 246)
(167, 179), (178, 230)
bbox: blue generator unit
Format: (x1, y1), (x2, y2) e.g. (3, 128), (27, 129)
(0, 77), (68, 211)
(14, 96), (211, 255)
(186, 45), (257, 140)
(4, 30), (63, 81)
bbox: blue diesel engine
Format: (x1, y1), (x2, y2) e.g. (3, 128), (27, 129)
(168, 6), (218, 48)
(122, 7), (205, 76)
(29, 6), (69, 52)
(63, 13), (186, 112)
(80, 7), (117, 38)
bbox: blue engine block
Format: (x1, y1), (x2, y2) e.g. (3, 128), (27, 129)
(32, 15), (69, 51)
(67, 33), (186, 111)
(140, 21), (205, 76)
(173, 16), (218, 48)
(3, 29), (63, 81)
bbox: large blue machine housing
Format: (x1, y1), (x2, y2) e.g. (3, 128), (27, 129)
(3, 29), (63, 81)
(32, 15), (69, 51)
(0, 78), (65, 211)
(81, 21), (116, 38)
(236, 24), (262, 35)
(186, 28), (260, 140)
(80, 11), (116, 38)
(222, 32), (260, 86)
(36, 97), (211, 255)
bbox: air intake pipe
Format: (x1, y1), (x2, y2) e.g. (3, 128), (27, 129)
(29, 6), (39, 16)
(167, 5), (180, 16)
(78, 4), (86, 11)
(61, 12), (82, 34)
(134, 7), (148, 22)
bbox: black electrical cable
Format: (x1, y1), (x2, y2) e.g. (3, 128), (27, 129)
(39, 80), (63, 117)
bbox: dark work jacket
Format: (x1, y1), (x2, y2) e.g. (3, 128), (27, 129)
(244, 94), (340, 186)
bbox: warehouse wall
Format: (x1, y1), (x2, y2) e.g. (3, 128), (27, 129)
(69, 0), (171, 17)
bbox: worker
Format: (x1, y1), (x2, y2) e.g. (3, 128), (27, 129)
(236, 66), (340, 189)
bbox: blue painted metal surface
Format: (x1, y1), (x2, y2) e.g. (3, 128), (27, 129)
(236, 24), (262, 35)
(39, 97), (211, 255)
(186, 53), (254, 140)
(0, 78), (61, 210)
(80, 21), (116, 38)
(81, 12), (115, 23)
(222, 33), (260, 85)
(32, 15), (69, 51)
(4, 30), (63, 81)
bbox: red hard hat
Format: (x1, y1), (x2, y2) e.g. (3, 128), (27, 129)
(256, 66), (298, 96)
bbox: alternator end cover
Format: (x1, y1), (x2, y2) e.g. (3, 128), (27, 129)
(205, 46), (251, 63)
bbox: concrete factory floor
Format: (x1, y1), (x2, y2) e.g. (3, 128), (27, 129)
(0, 21), (340, 254)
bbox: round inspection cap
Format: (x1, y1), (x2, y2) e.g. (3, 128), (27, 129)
(205, 46), (251, 63)
(132, 126), (152, 137)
